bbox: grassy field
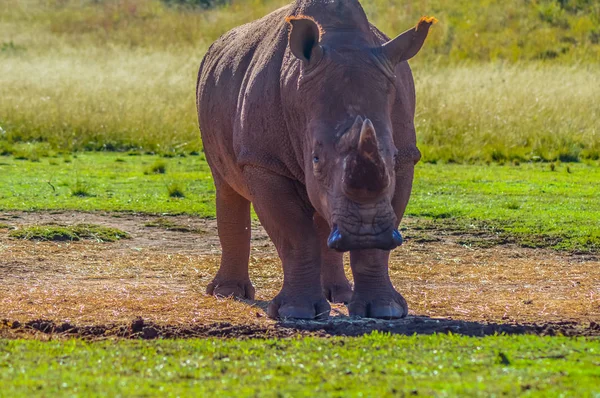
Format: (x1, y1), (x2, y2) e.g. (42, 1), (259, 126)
(1, 0), (599, 162)
(0, 153), (598, 252)
(2, 334), (600, 396)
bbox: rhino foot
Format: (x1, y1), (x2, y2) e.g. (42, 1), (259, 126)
(323, 283), (353, 304)
(267, 291), (331, 320)
(348, 289), (408, 319)
(206, 279), (255, 300)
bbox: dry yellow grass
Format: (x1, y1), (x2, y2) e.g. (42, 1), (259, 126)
(1, 212), (598, 336)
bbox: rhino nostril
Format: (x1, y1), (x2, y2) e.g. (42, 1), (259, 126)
(327, 225), (343, 249)
(392, 229), (403, 246)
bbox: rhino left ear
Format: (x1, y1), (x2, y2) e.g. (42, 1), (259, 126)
(381, 16), (437, 64)
(286, 16), (323, 66)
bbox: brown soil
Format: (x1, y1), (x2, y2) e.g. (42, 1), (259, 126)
(1, 211), (599, 339)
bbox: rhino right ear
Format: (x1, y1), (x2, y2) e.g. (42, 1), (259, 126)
(286, 16), (323, 66)
(381, 16), (437, 64)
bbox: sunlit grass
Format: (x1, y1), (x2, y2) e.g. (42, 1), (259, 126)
(415, 64), (600, 163)
(2, 52), (597, 162)
(0, 153), (598, 252)
(2, 335), (600, 396)
(0, 51), (201, 153)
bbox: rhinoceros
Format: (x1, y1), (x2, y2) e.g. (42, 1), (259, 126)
(196, 0), (434, 319)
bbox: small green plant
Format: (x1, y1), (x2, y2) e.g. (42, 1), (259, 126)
(0, 41), (26, 53)
(167, 183), (185, 198)
(0, 142), (13, 156)
(144, 217), (201, 232)
(71, 181), (92, 197)
(13, 151), (40, 162)
(504, 201), (521, 210)
(147, 160), (167, 175)
(0, 223), (12, 230)
(9, 224), (129, 242)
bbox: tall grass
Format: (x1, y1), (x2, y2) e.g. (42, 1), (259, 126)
(0, 51), (201, 153)
(0, 0), (599, 162)
(415, 65), (600, 163)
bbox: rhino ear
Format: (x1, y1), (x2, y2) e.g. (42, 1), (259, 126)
(286, 16), (323, 66)
(381, 16), (437, 64)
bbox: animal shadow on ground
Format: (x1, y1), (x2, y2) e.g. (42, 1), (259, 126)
(237, 299), (599, 338)
(4, 310), (599, 340)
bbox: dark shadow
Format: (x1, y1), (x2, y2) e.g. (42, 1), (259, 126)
(276, 315), (600, 337)
(238, 299), (600, 338)
(3, 316), (598, 340)
(238, 298), (270, 312)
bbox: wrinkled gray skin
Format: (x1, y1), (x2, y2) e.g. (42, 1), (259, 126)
(196, 0), (433, 319)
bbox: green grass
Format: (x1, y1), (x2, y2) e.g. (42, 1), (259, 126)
(1, 334), (600, 396)
(0, 0), (599, 162)
(8, 223), (130, 242)
(0, 153), (598, 252)
(144, 217), (202, 232)
(408, 161), (600, 252)
(0, 153), (215, 215)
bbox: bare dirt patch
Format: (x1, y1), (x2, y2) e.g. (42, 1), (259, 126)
(1, 211), (599, 339)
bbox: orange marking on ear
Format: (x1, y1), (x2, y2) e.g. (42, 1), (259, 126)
(416, 16), (438, 31)
(285, 14), (325, 36)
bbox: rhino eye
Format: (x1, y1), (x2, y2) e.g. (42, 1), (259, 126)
(313, 156), (320, 164)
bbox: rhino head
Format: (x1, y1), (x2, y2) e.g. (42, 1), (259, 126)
(286, 15), (435, 252)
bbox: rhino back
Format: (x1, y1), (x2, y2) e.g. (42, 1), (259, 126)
(197, 5), (296, 197)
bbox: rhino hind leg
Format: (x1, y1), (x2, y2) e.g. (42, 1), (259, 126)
(314, 214), (353, 304)
(243, 167), (330, 320)
(347, 249), (408, 319)
(207, 179), (255, 300)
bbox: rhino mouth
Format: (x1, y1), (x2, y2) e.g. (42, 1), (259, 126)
(327, 223), (403, 252)
(327, 200), (401, 252)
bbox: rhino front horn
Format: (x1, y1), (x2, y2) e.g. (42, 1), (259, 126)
(337, 115), (363, 152)
(358, 118), (379, 160)
(343, 118), (390, 200)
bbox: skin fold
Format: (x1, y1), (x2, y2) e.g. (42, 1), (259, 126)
(196, 0), (434, 319)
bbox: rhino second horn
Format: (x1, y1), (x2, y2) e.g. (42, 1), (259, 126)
(337, 115), (363, 152)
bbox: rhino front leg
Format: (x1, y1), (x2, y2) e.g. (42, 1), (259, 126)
(314, 214), (353, 304)
(206, 179), (255, 299)
(244, 167), (330, 320)
(348, 249), (408, 319)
